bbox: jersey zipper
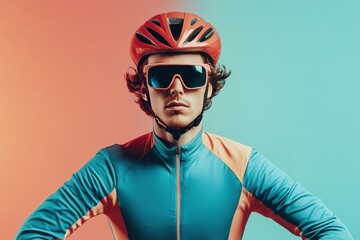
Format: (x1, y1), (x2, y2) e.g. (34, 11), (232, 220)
(176, 146), (181, 240)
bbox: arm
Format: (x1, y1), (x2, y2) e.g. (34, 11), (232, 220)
(243, 149), (353, 239)
(16, 149), (117, 239)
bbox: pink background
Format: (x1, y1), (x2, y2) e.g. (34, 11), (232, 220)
(0, 1), (185, 239)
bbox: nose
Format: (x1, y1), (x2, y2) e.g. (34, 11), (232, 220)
(169, 75), (184, 96)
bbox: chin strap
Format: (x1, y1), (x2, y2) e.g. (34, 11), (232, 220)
(146, 84), (209, 141)
(154, 114), (203, 140)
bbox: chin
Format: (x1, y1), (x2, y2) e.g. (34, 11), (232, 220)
(165, 116), (193, 129)
(166, 121), (189, 129)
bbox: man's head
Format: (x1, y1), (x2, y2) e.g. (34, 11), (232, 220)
(125, 12), (231, 139)
(141, 53), (211, 129)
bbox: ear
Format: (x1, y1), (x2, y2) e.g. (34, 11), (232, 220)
(141, 84), (148, 102)
(207, 83), (213, 99)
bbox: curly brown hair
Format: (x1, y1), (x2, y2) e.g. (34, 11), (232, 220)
(125, 57), (231, 116)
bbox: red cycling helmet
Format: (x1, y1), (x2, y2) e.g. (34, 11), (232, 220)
(130, 12), (221, 66)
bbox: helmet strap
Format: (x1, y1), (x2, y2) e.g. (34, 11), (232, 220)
(145, 84), (209, 141)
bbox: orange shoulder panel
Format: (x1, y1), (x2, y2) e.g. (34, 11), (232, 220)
(122, 132), (155, 161)
(202, 132), (252, 182)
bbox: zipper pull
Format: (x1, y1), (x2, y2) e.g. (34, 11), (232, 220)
(176, 146), (181, 156)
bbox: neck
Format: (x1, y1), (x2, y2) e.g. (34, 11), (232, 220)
(153, 120), (203, 146)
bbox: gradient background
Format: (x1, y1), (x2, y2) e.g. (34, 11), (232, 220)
(1, 1), (359, 239)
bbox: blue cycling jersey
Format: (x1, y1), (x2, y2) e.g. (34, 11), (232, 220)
(16, 130), (353, 239)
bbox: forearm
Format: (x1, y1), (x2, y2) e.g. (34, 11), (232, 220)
(244, 149), (353, 239)
(16, 149), (117, 239)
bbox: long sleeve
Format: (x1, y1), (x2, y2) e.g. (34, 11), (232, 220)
(243, 149), (353, 239)
(16, 149), (117, 239)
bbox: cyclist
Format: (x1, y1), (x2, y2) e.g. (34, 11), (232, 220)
(16, 12), (353, 239)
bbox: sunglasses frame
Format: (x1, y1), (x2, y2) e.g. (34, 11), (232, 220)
(143, 63), (211, 90)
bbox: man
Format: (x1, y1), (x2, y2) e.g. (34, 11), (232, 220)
(17, 12), (352, 239)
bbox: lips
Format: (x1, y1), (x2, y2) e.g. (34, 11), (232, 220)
(166, 101), (188, 108)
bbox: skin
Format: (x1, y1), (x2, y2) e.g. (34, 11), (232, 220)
(141, 53), (212, 146)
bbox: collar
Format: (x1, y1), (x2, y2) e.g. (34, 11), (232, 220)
(152, 127), (204, 164)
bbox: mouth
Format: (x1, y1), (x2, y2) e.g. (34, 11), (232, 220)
(166, 101), (188, 109)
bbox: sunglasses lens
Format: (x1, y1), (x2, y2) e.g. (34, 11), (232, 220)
(148, 67), (173, 88)
(181, 65), (207, 88)
(147, 65), (207, 89)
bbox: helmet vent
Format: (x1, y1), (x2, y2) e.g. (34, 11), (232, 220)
(199, 28), (214, 42)
(146, 27), (171, 47)
(136, 32), (156, 46)
(150, 19), (161, 27)
(184, 26), (203, 43)
(168, 18), (184, 41)
(190, 18), (198, 26)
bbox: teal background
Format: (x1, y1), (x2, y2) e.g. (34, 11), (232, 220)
(182, 0), (359, 239)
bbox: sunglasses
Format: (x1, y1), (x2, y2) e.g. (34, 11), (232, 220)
(143, 63), (211, 90)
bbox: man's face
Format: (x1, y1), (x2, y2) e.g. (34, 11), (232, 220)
(142, 53), (212, 129)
